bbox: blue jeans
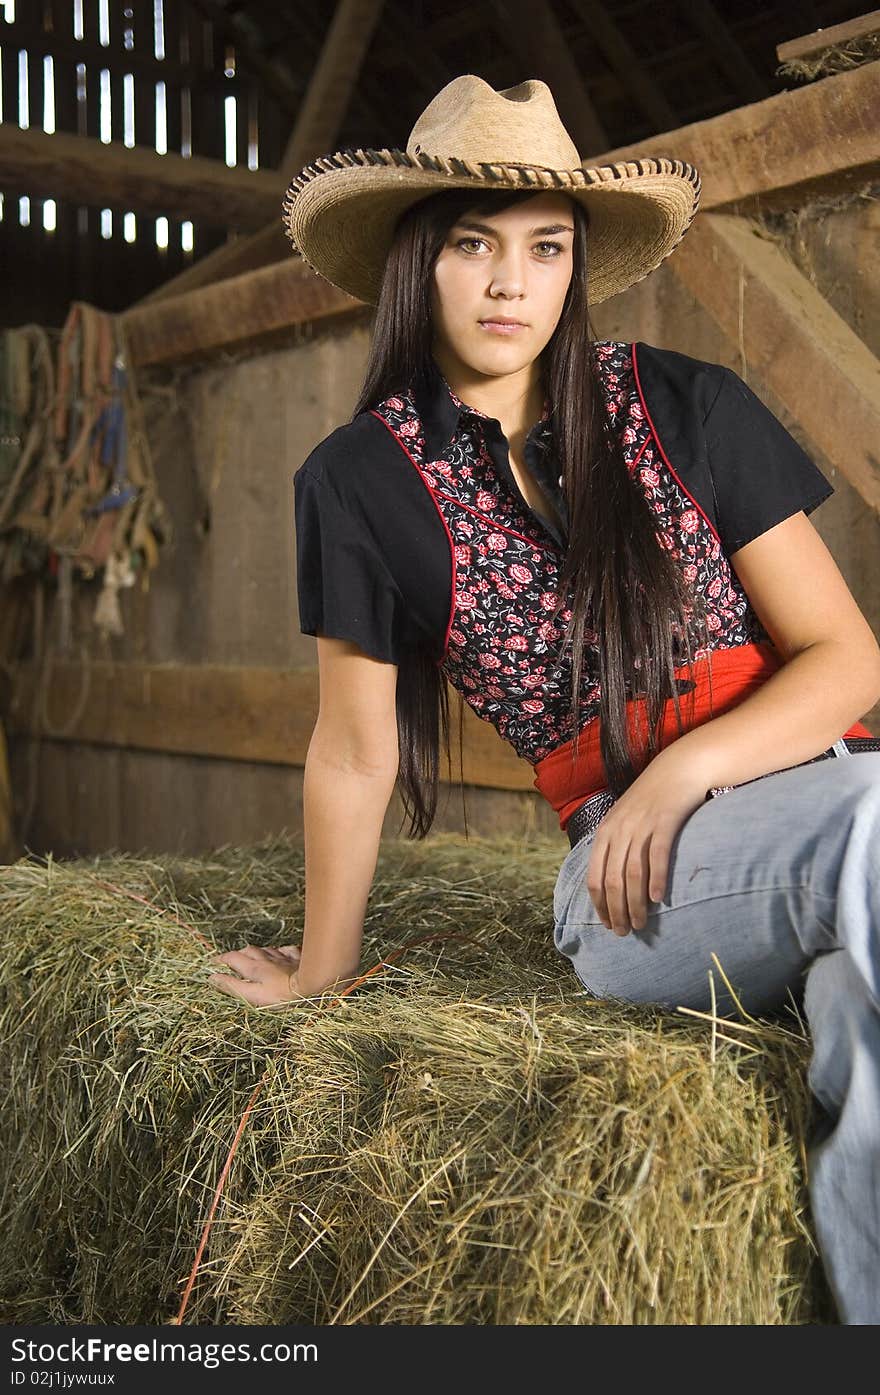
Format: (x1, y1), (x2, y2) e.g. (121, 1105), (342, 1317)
(552, 750), (880, 1324)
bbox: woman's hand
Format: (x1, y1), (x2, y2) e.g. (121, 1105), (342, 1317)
(208, 942), (362, 1006)
(208, 942), (306, 1006)
(585, 745), (711, 936)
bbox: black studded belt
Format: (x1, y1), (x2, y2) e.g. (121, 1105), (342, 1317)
(565, 735), (880, 851)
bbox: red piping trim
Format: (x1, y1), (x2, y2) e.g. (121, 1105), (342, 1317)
(631, 341), (722, 547)
(433, 489), (559, 554)
(370, 409), (456, 666)
(630, 432), (650, 471)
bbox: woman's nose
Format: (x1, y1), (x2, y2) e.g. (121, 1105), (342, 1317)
(489, 250), (526, 297)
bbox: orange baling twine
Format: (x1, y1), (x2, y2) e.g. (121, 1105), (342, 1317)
(88, 874), (475, 1325)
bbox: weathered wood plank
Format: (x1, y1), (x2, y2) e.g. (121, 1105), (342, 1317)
(4, 662), (535, 792)
(121, 254), (365, 365)
(669, 210), (880, 516)
(597, 61), (880, 213)
(777, 10), (880, 63)
(0, 124), (282, 230)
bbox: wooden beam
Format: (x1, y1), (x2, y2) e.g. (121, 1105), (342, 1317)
(121, 255), (366, 367)
(778, 10), (880, 63)
(488, 0), (609, 159)
(669, 211), (880, 518)
(0, 125), (282, 230)
(597, 61), (880, 214)
(139, 0), (386, 305)
(567, 0), (679, 132)
(3, 662), (534, 793)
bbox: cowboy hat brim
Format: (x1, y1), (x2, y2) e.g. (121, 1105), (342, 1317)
(282, 151), (700, 307)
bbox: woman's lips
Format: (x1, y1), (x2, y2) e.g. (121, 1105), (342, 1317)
(478, 320), (527, 335)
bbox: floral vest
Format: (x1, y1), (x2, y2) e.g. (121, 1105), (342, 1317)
(370, 341), (768, 772)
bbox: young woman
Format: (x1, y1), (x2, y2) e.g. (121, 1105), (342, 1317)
(209, 77), (880, 1322)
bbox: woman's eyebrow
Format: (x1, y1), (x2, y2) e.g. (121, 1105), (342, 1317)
(455, 221), (574, 236)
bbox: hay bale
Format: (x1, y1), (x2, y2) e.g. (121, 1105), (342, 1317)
(0, 832), (836, 1324)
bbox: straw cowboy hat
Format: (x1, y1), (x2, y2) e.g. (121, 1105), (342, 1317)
(281, 74), (700, 307)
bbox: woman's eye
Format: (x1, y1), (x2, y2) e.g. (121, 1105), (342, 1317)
(454, 237), (563, 256)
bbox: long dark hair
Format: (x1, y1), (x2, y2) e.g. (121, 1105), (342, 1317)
(351, 186), (710, 838)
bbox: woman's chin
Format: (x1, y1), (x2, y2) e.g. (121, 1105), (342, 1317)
(460, 337), (535, 375)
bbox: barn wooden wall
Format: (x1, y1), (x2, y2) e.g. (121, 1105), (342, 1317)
(6, 188), (879, 860)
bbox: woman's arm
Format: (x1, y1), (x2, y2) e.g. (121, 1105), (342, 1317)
(586, 511), (880, 936)
(666, 509), (880, 790)
(298, 637), (401, 990)
(209, 637), (400, 1004)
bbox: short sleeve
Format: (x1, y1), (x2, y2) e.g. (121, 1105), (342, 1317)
(704, 368), (834, 555)
(294, 465), (407, 664)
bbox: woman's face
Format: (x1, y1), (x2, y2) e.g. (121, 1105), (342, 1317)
(430, 191), (575, 382)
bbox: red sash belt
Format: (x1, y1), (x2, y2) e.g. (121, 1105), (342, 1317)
(532, 641), (874, 831)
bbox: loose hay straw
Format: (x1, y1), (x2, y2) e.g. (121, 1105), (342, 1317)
(0, 830), (836, 1324)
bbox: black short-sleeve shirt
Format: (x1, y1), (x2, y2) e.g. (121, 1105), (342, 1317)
(293, 343), (833, 667)
(703, 366), (833, 555)
(294, 412), (452, 663)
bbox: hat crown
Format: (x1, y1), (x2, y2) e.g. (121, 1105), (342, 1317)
(406, 75), (581, 171)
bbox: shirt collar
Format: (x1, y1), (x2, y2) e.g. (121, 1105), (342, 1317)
(415, 355), (554, 462)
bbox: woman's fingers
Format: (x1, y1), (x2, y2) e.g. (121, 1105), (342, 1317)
(208, 946), (304, 1006)
(209, 970), (253, 998)
(212, 947), (258, 977)
(588, 835), (633, 934)
(212, 943), (302, 971)
(606, 842), (635, 935)
(625, 828), (656, 930)
(586, 836), (610, 927)
(258, 946), (298, 964)
(226, 943), (264, 962)
(209, 970), (281, 1006)
(588, 827), (656, 934)
(208, 944), (305, 1005)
